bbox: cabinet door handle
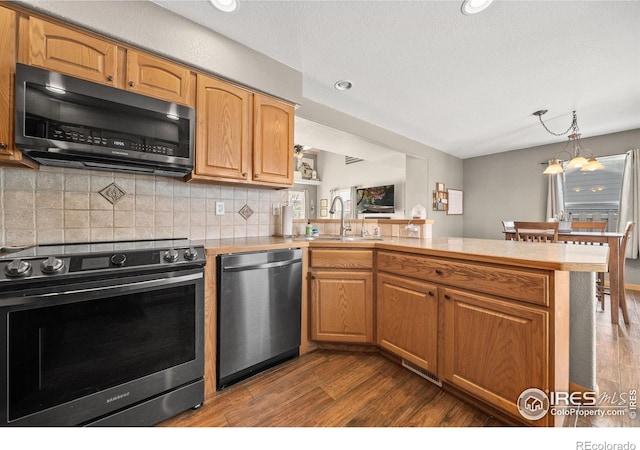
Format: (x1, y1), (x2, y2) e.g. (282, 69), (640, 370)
(0, 142), (7, 149)
(106, 75), (114, 82)
(129, 81), (136, 87)
(242, 172), (248, 178)
(444, 294), (451, 300)
(435, 269), (443, 275)
(428, 291), (435, 297)
(254, 173), (260, 179)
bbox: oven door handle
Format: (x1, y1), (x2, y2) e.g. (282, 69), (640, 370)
(38, 272), (203, 297)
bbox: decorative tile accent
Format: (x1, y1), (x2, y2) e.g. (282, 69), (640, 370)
(238, 203), (254, 221)
(99, 182), (126, 205)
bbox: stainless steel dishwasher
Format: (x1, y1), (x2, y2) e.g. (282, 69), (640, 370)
(216, 248), (302, 390)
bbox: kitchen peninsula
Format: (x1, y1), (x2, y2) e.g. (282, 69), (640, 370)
(199, 235), (608, 427)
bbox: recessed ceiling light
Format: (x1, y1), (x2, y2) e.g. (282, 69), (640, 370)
(334, 80), (353, 91)
(461, 0), (494, 15)
(208, 0), (238, 13)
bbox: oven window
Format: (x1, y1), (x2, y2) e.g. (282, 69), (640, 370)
(8, 285), (196, 421)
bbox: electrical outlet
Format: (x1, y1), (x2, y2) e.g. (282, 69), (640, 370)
(272, 203), (280, 216)
(215, 201), (225, 216)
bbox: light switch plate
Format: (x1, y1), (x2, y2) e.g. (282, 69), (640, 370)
(272, 203), (280, 216)
(215, 201), (225, 216)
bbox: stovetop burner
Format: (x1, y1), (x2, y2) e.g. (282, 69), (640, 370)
(0, 238), (206, 285)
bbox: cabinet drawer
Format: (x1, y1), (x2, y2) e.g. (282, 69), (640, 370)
(377, 251), (549, 306)
(310, 249), (373, 269)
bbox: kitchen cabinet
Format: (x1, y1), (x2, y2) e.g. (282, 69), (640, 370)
(192, 74), (252, 182)
(377, 272), (438, 374)
(376, 249), (562, 426)
(22, 16), (118, 86)
(252, 94), (294, 186)
(441, 287), (549, 426)
(22, 16), (195, 106)
(309, 249), (374, 343)
(0, 6), (36, 168)
(190, 75), (294, 188)
(125, 50), (195, 106)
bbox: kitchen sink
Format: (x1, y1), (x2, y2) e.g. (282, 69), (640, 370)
(292, 235), (384, 242)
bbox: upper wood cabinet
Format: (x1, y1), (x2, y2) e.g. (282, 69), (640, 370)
(0, 6), (36, 168)
(190, 75), (295, 188)
(125, 50), (195, 106)
(252, 93), (294, 186)
(24, 16), (118, 86)
(22, 16), (195, 106)
(193, 74), (252, 182)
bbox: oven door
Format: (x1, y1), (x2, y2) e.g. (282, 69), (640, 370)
(0, 268), (204, 426)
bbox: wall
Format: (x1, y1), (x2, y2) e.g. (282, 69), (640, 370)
(297, 100), (464, 237)
(0, 166), (289, 247)
(317, 151), (406, 218)
(463, 128), (640, 284)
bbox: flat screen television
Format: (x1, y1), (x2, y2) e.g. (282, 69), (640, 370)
(356, 184), (395, 214)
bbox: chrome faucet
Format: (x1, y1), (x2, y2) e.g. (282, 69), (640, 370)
(329, 196), (352, 237)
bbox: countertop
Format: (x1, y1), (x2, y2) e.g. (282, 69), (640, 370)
(197, 236), (609, 272)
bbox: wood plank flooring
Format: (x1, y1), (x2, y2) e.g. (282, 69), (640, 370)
(159, 291), (640, 428)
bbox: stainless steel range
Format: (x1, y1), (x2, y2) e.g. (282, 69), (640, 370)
(0, 239), (206, 427)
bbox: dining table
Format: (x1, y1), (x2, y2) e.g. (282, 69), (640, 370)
(504, 229), (625, 324)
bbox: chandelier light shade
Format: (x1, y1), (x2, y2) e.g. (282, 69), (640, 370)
(534, 110), (604, 174)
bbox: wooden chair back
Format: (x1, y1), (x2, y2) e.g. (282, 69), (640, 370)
(563, 221), (608, 246)
(514, 221), (559, 243)
(571, 221), (607, 232)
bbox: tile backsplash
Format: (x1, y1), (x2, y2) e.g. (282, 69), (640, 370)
(0, 166), (289, 247)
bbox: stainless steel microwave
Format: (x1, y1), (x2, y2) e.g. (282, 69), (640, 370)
(14, 63), (195, 178)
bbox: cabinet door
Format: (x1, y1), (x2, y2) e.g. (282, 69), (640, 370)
(0, 6), (16, 159)
(0, 7), (35, 168)
(195, 74), (251, 181)
(310, 270), (373, 343)
(26, 17), (117, 86)
(125, 50), (195, 106)
(377, 273), (438, 374)
(252, 94), (294, 186)
(441, 288), (549, 425)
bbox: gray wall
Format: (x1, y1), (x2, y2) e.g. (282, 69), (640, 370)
(463, 128), (640, 284)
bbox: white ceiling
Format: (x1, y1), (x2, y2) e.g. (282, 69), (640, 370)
(152, 0), (640, 159)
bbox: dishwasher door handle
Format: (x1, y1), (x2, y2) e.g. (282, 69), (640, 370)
(222, 259), (301, 272)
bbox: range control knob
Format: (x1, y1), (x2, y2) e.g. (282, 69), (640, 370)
(41, 256), (64, 274)
(110, 254), (127, 267)
(184, 247), (198, 261)
(164, 249), (179, 263)
(4, 259), (32, 278)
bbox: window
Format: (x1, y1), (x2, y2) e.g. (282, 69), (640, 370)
(562, 154), (626, 229)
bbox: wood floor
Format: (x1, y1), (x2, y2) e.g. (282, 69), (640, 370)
(159, 291), (640, 428)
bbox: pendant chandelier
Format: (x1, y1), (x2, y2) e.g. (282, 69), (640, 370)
(534, 110), (605, 174)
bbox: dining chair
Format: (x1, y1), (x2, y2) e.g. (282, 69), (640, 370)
(597, 221), (635, 324)
(514, 221), (559, 243)
(571, 221), (607, 233)
(502, 220), (516, 240)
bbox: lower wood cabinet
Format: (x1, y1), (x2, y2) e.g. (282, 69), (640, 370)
(441, 287), (550, 426)
(377, 272), (438, 374)
(310, 270), (373, 344)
